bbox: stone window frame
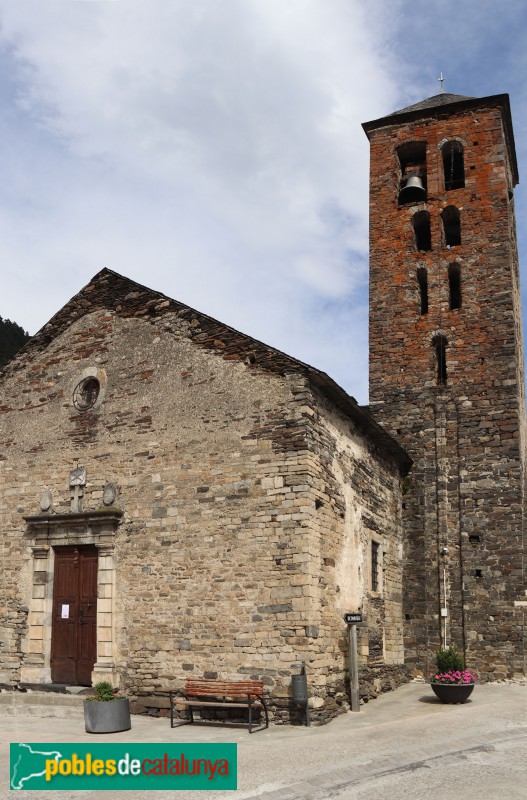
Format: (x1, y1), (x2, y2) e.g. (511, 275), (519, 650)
(368, 535), (384, 597)
(71, 367), (107, 413)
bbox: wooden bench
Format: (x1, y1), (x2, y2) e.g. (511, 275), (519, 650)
(169, 679), (269, 734)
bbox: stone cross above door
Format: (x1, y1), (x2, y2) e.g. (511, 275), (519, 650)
(69, 466), (87, 513)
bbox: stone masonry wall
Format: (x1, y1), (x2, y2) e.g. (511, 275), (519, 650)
(0, 273), (408, 721)
(305, 390), (408, 705)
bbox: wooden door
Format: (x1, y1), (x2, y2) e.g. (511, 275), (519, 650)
(51, 546), (97, 685)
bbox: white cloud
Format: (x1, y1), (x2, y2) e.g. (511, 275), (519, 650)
(1, 1), (526, 405)
(0, 0), (404, 402)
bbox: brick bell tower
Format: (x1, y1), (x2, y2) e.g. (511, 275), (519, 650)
(363, 92), (526, 680)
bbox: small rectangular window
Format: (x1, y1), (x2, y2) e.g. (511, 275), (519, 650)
(417, 267), (429, 315)
(448, 263), (462, 310)
(433, 335), (448, 386)
(371, 541), (380, 592)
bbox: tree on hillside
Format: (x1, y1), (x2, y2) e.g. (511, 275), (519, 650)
(0, 317), (30, 368)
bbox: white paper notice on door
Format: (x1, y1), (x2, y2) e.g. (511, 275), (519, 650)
(61, 604), (70, 619)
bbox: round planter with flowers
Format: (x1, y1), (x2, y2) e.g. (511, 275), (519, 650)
(430, 646), (476, 704)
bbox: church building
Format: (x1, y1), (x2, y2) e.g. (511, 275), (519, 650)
(0, 269), (410, 721)
(0, 89), (525, 721)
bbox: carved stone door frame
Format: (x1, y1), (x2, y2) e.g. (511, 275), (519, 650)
(21, 511), (122, 687)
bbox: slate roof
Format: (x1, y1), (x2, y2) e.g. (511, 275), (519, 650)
(387, 93), (474, 116)
(2, 268), (412, 473)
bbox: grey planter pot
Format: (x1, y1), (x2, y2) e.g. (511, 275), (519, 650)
(84, 698), (131, 733)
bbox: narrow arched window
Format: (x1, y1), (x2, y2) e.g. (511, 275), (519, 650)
(442, 206), (461, 247)
(442, 141), (465, 190)
(413, 211), (432, 252)
(448, 263), (462, 310)
(432, 335), (448, 386)
(417, 267), (429, 315)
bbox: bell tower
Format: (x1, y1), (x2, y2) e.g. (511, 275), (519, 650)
(363, 92), (526, 679)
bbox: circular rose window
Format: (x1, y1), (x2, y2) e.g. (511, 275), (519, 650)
(72, 377), (101, 411)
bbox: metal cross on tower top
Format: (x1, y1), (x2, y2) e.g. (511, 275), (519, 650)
(438, 72), (445, 93)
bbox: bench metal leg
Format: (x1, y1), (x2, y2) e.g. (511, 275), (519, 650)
(248, 696), (269, 733)
(169, 694), (195, 728)
(262, 698), (269, 730)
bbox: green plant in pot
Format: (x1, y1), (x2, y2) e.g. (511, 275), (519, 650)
(430, 645), (476, 704)
(84, 681), (131, 733)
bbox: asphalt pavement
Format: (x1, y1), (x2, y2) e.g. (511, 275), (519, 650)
(1, 681), (525, 800)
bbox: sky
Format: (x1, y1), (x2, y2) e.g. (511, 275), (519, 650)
(1, 0), (527, 404)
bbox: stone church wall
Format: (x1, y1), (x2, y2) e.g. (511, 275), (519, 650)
(0, 291), (407, 721)
(302, 390), (407, 708)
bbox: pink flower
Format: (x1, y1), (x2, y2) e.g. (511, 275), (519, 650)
(431, 669), (476, 685)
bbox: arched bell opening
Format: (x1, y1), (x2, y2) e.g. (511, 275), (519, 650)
(442, 141), (465, 191)
(397, 141), (427, 206)
(442, 206), (461, 247)
(413, 211), (432, 252)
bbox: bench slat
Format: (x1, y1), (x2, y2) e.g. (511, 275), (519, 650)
(185, 679), (264, 698)
(180, 700), (262, 708)
(185, 680), (263, 688)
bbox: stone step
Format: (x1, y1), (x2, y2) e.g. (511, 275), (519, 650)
(0, 689), (85, 718)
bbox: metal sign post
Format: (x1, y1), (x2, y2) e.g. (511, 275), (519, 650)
(344, 613), (362, 712)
